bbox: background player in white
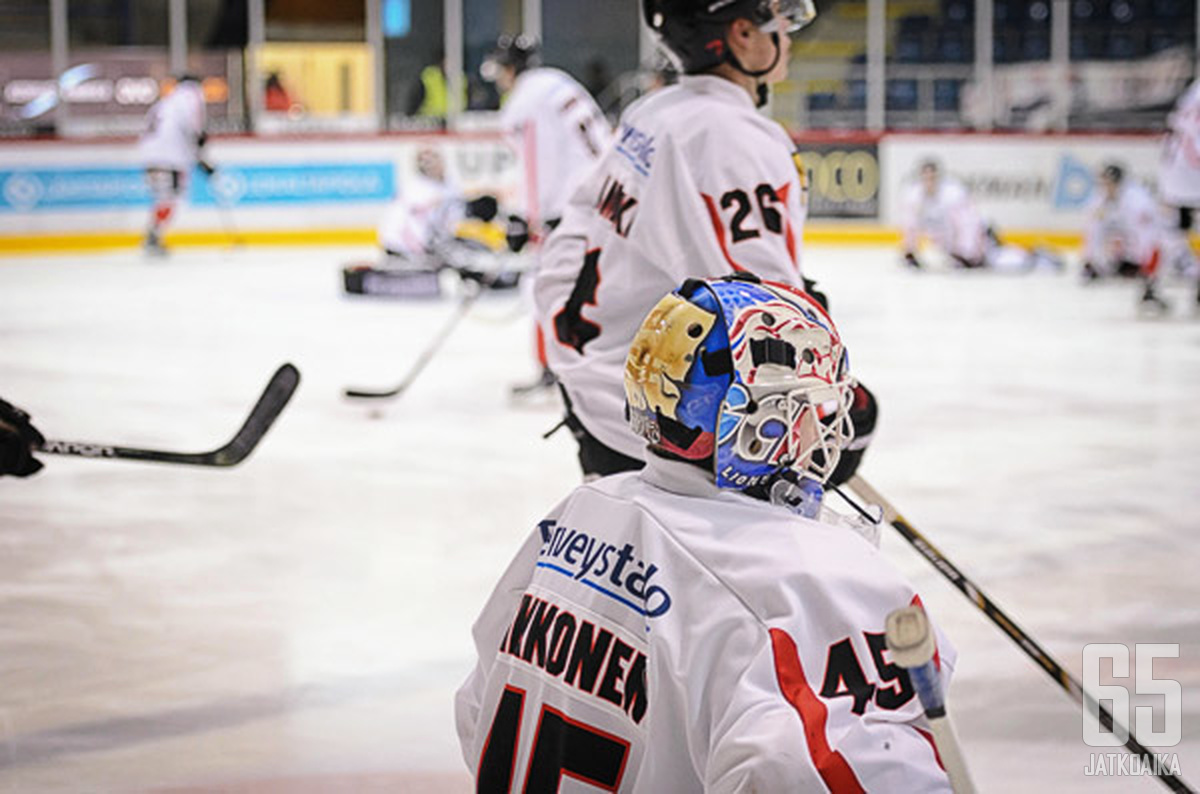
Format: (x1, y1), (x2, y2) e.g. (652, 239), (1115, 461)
(0, 398), (44, 478)
(482, 35), (612, 235)
(900, 159), (990, 270)
(481, 35), (615, 397)
(900, 158), (1061, 274)
(137, 74), (211, 256)
(376, 147), (464, 260)
(457, 275), (957, 793)
(534, 0), (881, 481)
(1159, 77), (1200, 307)
(1080, 163), (1173, 311)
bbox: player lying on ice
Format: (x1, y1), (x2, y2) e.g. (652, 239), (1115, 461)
(457, 275), (959, 792)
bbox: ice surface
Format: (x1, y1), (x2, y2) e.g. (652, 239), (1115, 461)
(1, 245), (1197, 792)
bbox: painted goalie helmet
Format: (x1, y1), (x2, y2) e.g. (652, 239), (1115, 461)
(624, 275), (854, 490)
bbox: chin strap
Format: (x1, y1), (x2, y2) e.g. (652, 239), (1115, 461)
(727, 31), (781, 108)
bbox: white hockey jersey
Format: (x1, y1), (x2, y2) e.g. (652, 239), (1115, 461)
(1083, 180), (1165, 272)
(138, 80), (207, 173)
(456, 455), (956, 793)
(899, 175), (987, 262)
(533, 75), (808, 461)
(500, 67), (612, 227)
(1160, 79), (1200, 208)
(376, 173), (463, 256)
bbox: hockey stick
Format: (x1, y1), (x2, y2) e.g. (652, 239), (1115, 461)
(343, 277), (489, 401)
(36, 363), (300, 467)
(886, 605), (977, 794)
(846, 475), (1195, 794)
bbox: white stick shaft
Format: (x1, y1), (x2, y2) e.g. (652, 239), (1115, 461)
(928, 715), (977, 794)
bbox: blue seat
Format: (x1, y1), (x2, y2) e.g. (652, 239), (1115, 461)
(936, 29), (971, 62)
(934, 79), (961, 111)
(1023, 30), (1051, 60)
(886, 79), (918, 111)
(844, 79), (866, 110)
(808, 92), (837, 111)
(896, 31), (925, 62)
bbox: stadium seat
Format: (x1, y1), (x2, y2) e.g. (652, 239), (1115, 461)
(808, 92), (838, 111)
(1023, 30), (1051, 60)
(934, 79), (962, 111)
(886, 79), (919, 111)
(844, 79), (867, 110)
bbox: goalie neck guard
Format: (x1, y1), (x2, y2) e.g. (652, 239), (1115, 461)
(624, 275), (854, 491)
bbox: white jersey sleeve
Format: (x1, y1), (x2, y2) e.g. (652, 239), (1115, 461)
(1160, 79), (1200, 207)
(1085, 182), (1166, 269)
(376, 174), (463, 256)
(533, 75), (808, 460)
(456, 456), (956, 793)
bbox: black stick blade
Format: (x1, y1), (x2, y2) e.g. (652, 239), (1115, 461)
(38, 363), (301, 467)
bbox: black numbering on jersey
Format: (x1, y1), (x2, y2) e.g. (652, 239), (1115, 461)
(820, 632), (916, 716)
(478, 685), (631, 793)
(720, 184), (785, 243)
(553, 247), (602, 354)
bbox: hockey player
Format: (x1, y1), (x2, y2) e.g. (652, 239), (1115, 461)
(901, 159), (1062, 274)
(456, 276), (957, 792)
(900, 159), (989, 270)
(0, 398), (44, 477)
(1081, 163), (1173, 310)
(138, 74), (211, 256)
(482, 34), (615, 397)
(482, 34), (612, 234)
(533, 0), (880, 480)
(376, 147), (464, 260)
(1159, 77), (1200, 306)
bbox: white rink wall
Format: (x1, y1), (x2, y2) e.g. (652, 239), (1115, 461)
(0, 131), (1168, 246)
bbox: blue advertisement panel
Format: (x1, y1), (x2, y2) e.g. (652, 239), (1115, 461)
(0, 162), (395, 212)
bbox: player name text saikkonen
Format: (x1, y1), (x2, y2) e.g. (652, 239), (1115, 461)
(498, 593), (648, 726)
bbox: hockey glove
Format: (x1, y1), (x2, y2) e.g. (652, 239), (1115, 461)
(802, 277), (829, 312)
(506, 215), (531, 253)
(465, 195), (499, 222)
(0, 398), (45, 477)
(826, 382), (877, 487)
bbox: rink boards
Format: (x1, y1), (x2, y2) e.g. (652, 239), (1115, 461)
(0, 130), (1173, 253)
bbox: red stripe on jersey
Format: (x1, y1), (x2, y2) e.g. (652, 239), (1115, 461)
(770, 628), (866, 793)
(909, 594), (941, 671)
(912, 726), (947, 771)
(777, 183), (798, 266)
(701, 192), (748, 273)
(523, 122), (540, 230)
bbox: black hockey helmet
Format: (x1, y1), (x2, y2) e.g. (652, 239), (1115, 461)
(1101, 162), (1125, 184)
(481, 33), (541, 81)
(643, 0), (816, 74)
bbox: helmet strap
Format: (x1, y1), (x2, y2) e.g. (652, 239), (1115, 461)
(726, 31), (780, 108)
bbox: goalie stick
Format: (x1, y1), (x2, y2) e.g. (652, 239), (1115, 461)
(886, 605), (977, 794)
(842, 476), (1195, 794)
(36, 363), (300, 467)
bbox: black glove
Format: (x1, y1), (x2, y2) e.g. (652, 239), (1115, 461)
(903, 251), (923, 270)
(802, 277), (829, 312)
(827, 381), (877, 487)
(506, 215), (531, 253)
(198, 159), (216, 177)
(0, 398), (45, 477)
(465, 195), (499, 222)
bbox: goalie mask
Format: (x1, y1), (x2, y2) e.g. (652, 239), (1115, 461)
(624, 275), (854, 490)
